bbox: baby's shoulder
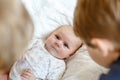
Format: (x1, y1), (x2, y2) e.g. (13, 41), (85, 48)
(49, 57), (65, 66)
(28, 38), (43, 49)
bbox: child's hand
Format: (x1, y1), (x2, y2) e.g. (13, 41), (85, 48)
(21, 69), (36, 80)
(0, 74), (8, 80)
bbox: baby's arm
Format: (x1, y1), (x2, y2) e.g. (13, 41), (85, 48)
(9, 54), (31, 80)
(21, 69), (36, 80)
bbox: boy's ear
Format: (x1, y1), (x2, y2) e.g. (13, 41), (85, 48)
(91, 38), (114, 56)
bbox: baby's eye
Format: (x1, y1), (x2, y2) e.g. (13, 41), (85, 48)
(63, 43), (68, 48)
(55, 35), (59, 40)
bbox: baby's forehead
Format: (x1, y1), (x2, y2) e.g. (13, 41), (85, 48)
(58, 26), (73, 30)
(58, 26), (81, 44)
(56, 26), (79, 39)
(56, 26), (73, 34)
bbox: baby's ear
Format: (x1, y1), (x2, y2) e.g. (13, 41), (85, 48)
(91, 38), (114, 56)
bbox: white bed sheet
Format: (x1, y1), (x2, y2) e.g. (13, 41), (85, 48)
(22, 0), (108, 80)
(22, 0), (76, 38)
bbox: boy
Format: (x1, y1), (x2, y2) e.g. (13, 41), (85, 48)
(9, 25), (82, 80)
(74, 0), (120, 80)
(0, 0), (33, 79)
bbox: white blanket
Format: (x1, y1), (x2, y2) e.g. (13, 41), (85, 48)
(22, 0), (76, 38)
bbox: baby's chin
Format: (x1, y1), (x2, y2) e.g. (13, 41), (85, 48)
(44, 44), (64, 60)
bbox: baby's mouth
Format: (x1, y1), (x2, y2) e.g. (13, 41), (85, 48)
(51, 45), (58, 52)
(51, 45), (56, 50)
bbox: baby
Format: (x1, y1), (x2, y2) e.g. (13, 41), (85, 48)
(9, 25), (82, 80)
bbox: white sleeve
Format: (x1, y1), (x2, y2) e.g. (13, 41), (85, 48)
(9, 61), (24, 80)
(27, 38), (41, 49)
(46, 61), (66, 80)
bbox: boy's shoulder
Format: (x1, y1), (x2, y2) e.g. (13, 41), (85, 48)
(100, 57), (120, 80)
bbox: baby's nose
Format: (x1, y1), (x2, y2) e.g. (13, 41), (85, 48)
(55, 40), (62, 47)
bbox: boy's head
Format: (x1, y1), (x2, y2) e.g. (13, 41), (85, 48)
(74, 0), (120, 67)
(45, 25), (82, 59)
(0, 0), (33, 73)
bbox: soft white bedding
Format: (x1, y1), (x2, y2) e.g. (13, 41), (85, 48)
(22, 0), (108, 80)
(22, 0), (76, 38)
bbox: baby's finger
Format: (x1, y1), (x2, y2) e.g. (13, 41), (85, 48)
(26, 69), (33, 75)
(21, 73), (30, 80)
(21, 69), (33, 76)
(21, 76), (28, 80)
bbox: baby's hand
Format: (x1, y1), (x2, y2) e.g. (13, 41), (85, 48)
(19, 54), (26, 61)
(21, 69), (36, 80)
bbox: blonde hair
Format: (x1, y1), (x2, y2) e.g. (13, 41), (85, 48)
(74, 0), (120, 49)
(0, 0), (33, 72)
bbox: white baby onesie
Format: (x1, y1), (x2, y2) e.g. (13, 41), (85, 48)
(9, 39), (65, 80)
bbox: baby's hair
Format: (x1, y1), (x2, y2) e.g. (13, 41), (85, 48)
(0, 0), (33, 72)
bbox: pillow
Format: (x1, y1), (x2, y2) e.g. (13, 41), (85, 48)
(61, 45), (108, 80)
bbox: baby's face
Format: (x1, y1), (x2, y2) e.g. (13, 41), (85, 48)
(45, 26), (82, 59)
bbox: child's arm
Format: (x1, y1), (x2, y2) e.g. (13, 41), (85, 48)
(0, 73), (9, 80)
(21, 69), (36, 80)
